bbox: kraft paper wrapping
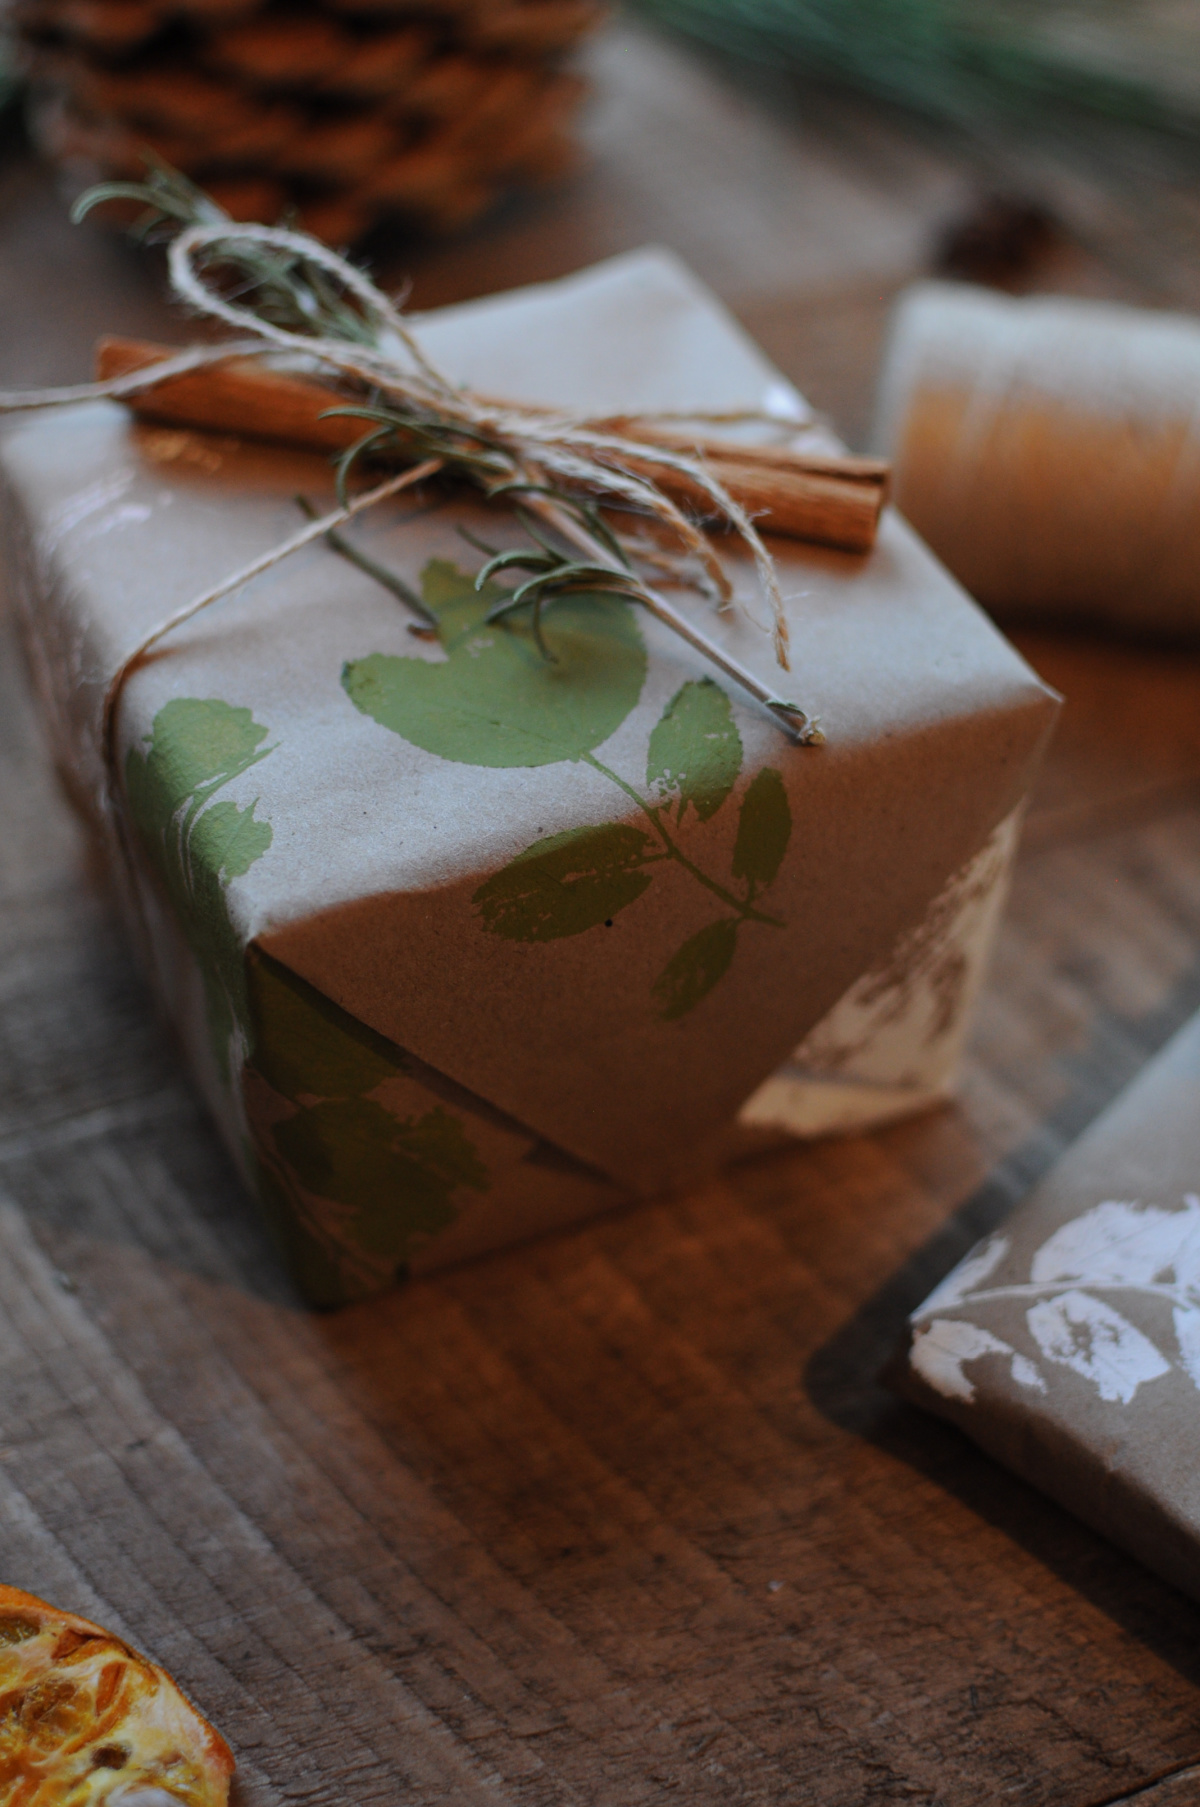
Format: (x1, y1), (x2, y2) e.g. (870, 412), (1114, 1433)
(1, 249), (1058, 1303)
(894, 1011), (1200, 1604)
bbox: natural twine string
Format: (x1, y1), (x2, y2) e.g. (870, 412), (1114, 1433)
(2, 219), (825, 805)
(98, 459), (443, 780)
(163, 223), (795, 663)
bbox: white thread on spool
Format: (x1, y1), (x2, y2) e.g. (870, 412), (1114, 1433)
(872, 282), (1200, 637)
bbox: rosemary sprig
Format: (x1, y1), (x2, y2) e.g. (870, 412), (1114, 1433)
(472, 505), (644, 664)
(65, 163), (822, 743)
(327, 405), (819, 740)
(74, 161), (382, 345)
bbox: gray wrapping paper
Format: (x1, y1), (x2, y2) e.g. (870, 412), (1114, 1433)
(894, 1011), (1200, 1601)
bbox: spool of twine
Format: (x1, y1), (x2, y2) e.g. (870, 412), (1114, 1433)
(873, 282), (1200, 639)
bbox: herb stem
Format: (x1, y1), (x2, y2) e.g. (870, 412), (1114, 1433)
(295, 493), (438, 629)
(102, 459), (442, 781)
(582, 752), (783, 927)
(526, 494), (819, 745)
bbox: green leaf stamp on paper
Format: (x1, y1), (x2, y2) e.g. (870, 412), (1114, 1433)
(473, 823), (654, 942)
(246, 947), (491, 1307)
(651, 917), (741, 1022)
(342, 557), (646, 767)
(732, 766), (792, 890)
(124, 696), (275, 1071)
(647, 671), (743, 823)
(124, 699), (490, 1305)
(344, 563), (794, 1020)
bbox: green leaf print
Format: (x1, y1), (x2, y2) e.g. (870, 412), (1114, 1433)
(652, 919), (740, 1021)
(472, 823), (654, 941)
(341, 557), (794, 1023)
(124, 696), (272, 821)
(244, 952), (492, 1304)
(124, 698), (275, 1072)
(342, 559), (647, 768)
(732, 767), (792, 891)
(272, 1099), (488, 1259)
(188, 797), (273, 882)
(646, 678), (743, 823)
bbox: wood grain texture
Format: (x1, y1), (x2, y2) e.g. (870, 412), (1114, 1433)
(4, 26), (1200, 1804)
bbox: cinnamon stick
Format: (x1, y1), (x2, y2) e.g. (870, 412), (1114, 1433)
(95, 335), (888, 552)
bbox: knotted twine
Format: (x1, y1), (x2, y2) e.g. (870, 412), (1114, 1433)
(1, 220), (825, 828)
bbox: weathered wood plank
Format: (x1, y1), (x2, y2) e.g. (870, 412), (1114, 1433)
(5, 26), (1200, 1803)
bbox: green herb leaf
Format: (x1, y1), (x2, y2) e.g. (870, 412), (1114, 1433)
(731, 767), (791, 890)
(125, 696), (272, 828)
(652, 918), (740, 1020)
(272, 1099), (488, 1258)
(124, 697), (275, 1074)
(473, 823), (654, 941)
(646, 677), (743, 822)
(342, 560), (646, 768)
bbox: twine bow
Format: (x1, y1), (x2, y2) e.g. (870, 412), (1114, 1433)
(0, 180), (826, 777)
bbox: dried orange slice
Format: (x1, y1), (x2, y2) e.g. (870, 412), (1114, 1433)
(0, 1585), (234, 1807)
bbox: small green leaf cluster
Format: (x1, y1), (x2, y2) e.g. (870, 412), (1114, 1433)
(474, 676), (793, 1021)
(342, 564), (793, 1021)
(247, 953), (489, 1304)
(121, 698), (490, 1305)
(124, 697), (274, 1072)
(342, 559), (647, 768)
(343, 560), (795, 1023)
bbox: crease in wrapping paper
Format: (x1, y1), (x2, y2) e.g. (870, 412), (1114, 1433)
(0, 247), (1058, 1295)
(892, 1011), (1200, 1605)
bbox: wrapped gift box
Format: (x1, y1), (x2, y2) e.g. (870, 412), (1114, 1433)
(893, 1011), (1200, 1604)
(0, 248), (1058, 1303)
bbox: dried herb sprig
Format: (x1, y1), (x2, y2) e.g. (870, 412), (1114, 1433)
(74, 162), (383, 346)
(8, 165), (823, 744)
(316, 395), (819, 736)
(294, 493), (439, 637)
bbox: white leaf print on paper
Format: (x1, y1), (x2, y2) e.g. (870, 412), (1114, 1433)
(1031, 1196), (1200, 1298)
(910, 1193), (1200, 1409)
(911, 1318), (1047, 1403)
(1009, 1354), (1045, 1391)
(1026, 1289), (1171, 1404)
(1174, 1306), (1200, 1389)
(919, 1235), (1010, 1316)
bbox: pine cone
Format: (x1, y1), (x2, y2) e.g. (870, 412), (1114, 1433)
(16, 0), (603, 242)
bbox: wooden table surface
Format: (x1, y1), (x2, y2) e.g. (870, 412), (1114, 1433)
(4, 24), (1200, 1805)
